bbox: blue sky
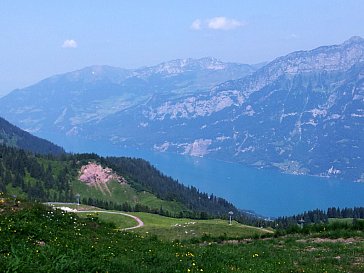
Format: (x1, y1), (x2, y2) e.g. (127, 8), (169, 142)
(0, 0), (363, 96)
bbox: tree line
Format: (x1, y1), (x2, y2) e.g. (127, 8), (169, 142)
(0, 145), (73, 202)
(274, 207), (364, 228)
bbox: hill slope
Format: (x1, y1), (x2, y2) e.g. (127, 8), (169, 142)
(0, 144), (256, 222)
(0, 116), (64, 155)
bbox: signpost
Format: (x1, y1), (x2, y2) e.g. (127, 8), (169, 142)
(75, 194), (80, 205)
(228, 211), (234, 225)
(298, 218), (305, 229)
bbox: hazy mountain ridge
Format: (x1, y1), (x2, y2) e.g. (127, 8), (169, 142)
(143, 37), (364, 121)
(0, 38), (363, 181)
(215, 36), (364, 94)
(0, 58), (255, 135)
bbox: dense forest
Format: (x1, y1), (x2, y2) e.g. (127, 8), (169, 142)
(0, 145), (73, 201)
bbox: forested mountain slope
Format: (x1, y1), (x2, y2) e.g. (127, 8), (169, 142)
(0, 145), (258, 223)
(0, 116), (64, 155)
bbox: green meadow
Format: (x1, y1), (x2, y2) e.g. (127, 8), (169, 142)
(1, 197), (364, 272)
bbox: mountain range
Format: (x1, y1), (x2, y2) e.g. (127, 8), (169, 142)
(0, 37), (363, 182)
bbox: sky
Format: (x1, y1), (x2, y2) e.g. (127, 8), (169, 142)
(0, 0), (363, 97)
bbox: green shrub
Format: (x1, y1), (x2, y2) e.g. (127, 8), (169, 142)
(353, 219), (364, 230)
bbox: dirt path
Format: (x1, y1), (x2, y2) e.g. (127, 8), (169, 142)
(76, 210), (144, 230)
(45, 203), (144, 230)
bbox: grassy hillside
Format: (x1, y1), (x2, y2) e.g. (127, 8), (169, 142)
(0, 145), (189, 215)
(76, 210), (139, 230)
(1, 197), (364, 273)
(71, 179), (188, 214)
(69, 207), (271, 241)
(128, 212), (271, 241)
(49, 203), (271, 240)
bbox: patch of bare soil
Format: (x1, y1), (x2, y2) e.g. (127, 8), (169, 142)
(297, 237), (363, 244)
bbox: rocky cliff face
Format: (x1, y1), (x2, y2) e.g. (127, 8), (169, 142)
(0, 38), (363, 182)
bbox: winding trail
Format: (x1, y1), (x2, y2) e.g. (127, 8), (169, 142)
(75, 210), (144, 230)
(45, 203), (144, 231)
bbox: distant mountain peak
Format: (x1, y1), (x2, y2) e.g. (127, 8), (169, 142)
(142, 57), (232, 75)
(50, 65), (132, 84)
(246, 36), (364, 81)
(217, 36), (364, 95)
(36, 58), (250, 86)
(343, 36), (364, 45)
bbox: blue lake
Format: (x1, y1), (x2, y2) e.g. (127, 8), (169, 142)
(68, 141), (364, 218)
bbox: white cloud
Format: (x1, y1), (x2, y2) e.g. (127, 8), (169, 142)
(207, 17), (244, 30)
(62, 39), (78, 48)
(191, 17), (245, 31)
(191, 19), (202, 30)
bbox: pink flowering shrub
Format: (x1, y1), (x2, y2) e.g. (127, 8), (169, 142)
(79, 162), (126, 185)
